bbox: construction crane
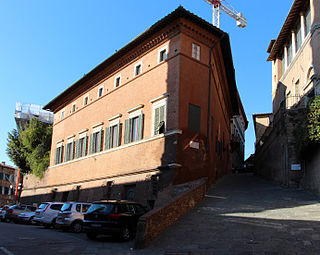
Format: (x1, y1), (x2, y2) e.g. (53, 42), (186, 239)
(204, 0), (247, 28)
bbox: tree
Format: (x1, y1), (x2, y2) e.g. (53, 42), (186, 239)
(294, 96), (320, 158)
(7, 129), (31, 174)
(6, 118), (52, 178)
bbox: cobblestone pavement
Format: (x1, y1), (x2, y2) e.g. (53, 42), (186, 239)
(135, 173), (320, 255)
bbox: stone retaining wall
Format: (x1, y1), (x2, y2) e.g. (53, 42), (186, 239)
(134, 177), (207, 249)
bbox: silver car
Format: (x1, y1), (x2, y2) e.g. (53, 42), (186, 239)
(56, 202), (91, 233)
(33, 202), (64, 228)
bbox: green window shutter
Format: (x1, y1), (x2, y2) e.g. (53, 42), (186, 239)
(89, 134), (93, 154)
(116, 123), (120, 147)
(97, 131), (102, 152)
(64, 144), (68, 162)
(105, 127), (110, 150)
(76, 139), (79, 159)
(60, 145), (64, 163)
(54, 148), (58, 165)
(188, 104), (201, 133)
(71, 141), (74, 160)
(84, 136), (88, 156)
(138, 114), (144, 141)
(154, 107), (160, 135)
(124, 119), (130, 144)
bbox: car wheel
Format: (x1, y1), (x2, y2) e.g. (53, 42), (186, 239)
(120, 225), (131, 241)
(86, 232), (97, 240)
(28, 216), (34, 225)
(71, 221), (83, 233)
(52, 218), (58, 229)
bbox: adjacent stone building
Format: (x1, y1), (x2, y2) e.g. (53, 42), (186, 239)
(254, 0), (320, 190)
(21, 7), (244, 207)
(0, 162), (17, 206)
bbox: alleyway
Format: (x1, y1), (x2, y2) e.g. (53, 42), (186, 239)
(137, 173), (320, 255)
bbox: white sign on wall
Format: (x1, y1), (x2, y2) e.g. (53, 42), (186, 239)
(291, 164), (301, 171)
(189, 141), (200, 149)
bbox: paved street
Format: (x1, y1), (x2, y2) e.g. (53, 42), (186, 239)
(139, 173), (320, 255)
(0, 222), (135, 255)
(1, 173), (320, 255)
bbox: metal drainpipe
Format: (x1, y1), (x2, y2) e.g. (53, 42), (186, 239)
(206, 33), (226, 152)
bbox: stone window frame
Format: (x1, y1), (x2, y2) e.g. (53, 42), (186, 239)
(114, 74), (122, 88)
(134, 61), (143, 77)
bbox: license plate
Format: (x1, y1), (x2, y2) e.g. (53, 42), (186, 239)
(91, 223), (101, 227)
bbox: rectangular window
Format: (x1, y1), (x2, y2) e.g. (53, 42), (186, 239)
(90, 130), (103, 154)
(60, 110), (65, 120)
(72, 104), (76, 113)
(295, 21), (302, 52)
(76, 136), (88, 158)
(287, 38), (292, 66)
(281, 52), (286, 75)
(83, 95), (89, 106)
(131, 117), (139, 142)
(114, 75), (121, 88)
(158, 46), (168, 63)
(305, 5), (311, 36)
(124, 114), (143, 144)
(98, 86), (104, 98)
(188, 104), (201, 133)
(134, 62), (142, 77)
(64, 141), (74, 162)
(54, 145), (64, 165)
(105, 123), (120, 150)
(192, 43), (200, 61)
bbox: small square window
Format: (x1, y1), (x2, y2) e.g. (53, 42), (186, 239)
(61, 110), (65, 120)
(192, 43), (200, 61)
(83, 96), (89, 106)
(134, 62), (142, 77)
(98, 86), (104, 98)
(159, 48), (167, 63)
(115, 75), (121, 88)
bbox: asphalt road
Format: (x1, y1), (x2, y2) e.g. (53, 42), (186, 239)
(1, 173), (320, 255)
(0, 222), (135, 255)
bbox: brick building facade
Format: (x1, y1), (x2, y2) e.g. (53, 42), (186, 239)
(254, 0), (320, 190)
(0, 162), (17, 206)
(21, 7), (243, 208)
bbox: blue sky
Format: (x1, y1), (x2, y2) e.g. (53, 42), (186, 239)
(0, 0), (293, 167)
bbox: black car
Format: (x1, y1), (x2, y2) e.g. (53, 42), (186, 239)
(83, 200), (147, 241)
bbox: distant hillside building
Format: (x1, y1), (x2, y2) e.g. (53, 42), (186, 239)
(21, 7), (246, 207)
(254, 0), (320, 192)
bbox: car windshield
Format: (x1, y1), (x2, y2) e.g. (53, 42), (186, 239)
(61, 203), (72, 211)
(87, 203), (115, 214)
(38, 203), (48, 210)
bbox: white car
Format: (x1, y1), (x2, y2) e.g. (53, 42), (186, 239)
(56, 202), (91, 233)
(33, 202), (64, 228)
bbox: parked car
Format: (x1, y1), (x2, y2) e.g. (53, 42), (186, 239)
(16, 211), (36, 224)
(5, 204), (37, 223)
(33, 202), (64, 228)
(56, 202), (91, 233)
(0, 205), (10, 222)
(83, 200), (147, 241)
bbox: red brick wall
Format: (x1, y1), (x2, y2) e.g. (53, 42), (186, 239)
(135, 178), (207, 248)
